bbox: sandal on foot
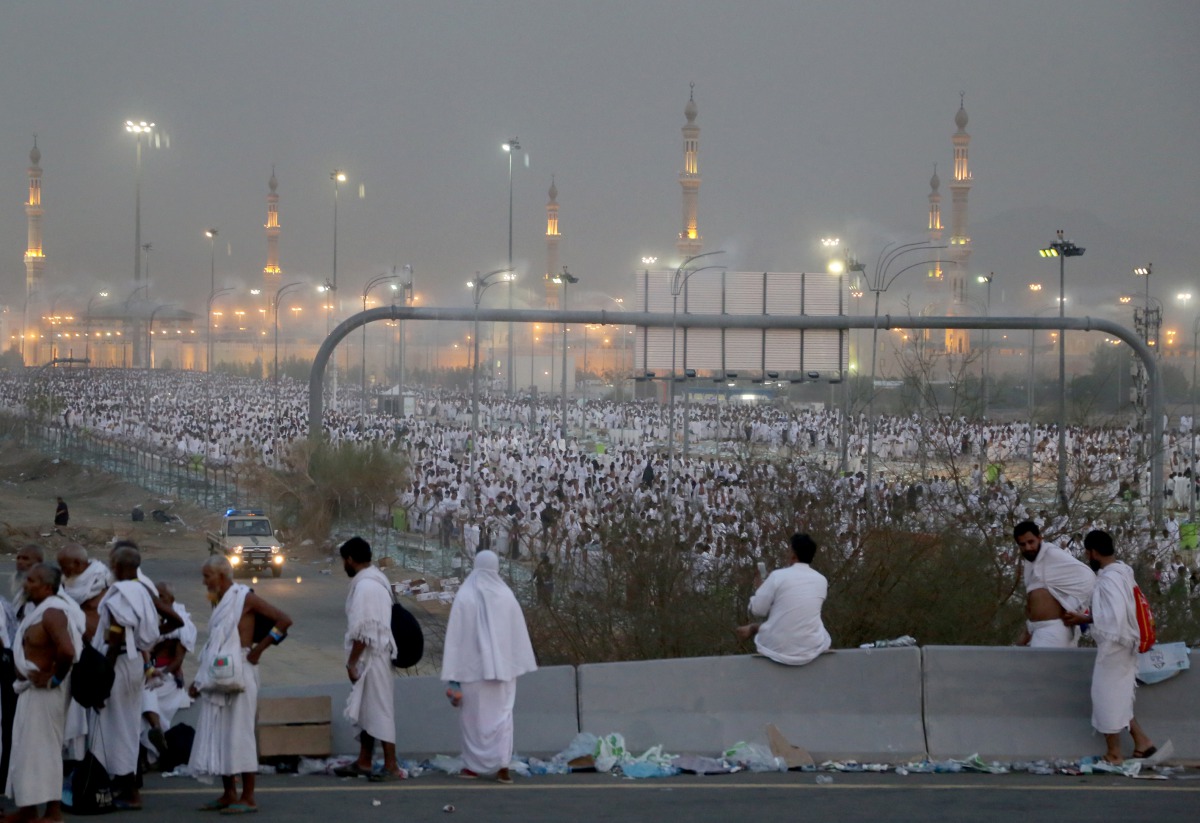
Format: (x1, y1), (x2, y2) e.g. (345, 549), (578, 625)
(219, 804), (259, 815)
(457, 768), (480, 779)
(198, 800), (233, 812)
(1132, 746), (1157, 759)
(368, 770), (406, 782)
(496, 768), (513, 784)
(332, 763), (372, 778)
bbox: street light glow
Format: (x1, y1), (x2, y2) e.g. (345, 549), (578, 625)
(1029, 283), (1043, 292)
(124, 121), (154, 133)
(827, 259), (845, 275)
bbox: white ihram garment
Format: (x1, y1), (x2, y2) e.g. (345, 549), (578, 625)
(91, 581), (160, 778)
(344, 566), (397, 745)
(6, 596), (82, 808)
(1023, 543), (1096, 648)
(190, 584), (259, 779)
(441, 551), (536, 774)
(749, 563), (832, 666)
(1090, 562), (1141, 735)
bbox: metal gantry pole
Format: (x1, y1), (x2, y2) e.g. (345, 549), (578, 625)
(1057, 251), (1068, 514)
(1192, 317), (1199, 525)
(305, 307), (1168, 524)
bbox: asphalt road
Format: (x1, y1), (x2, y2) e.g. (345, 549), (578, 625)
(141, 771), (1200, 823)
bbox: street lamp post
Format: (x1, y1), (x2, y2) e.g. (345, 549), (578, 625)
(204, 229), (218, 371)
(468, 268), (515, 501)
(85, 291), (109, 367)
(864, 241), (946, 516)
(977, 273), (994, 420)
(1039, 230), (1086, 514)
(1191, 316), (1199, 525)
(667, 251), (726, 487)
(828, 247), (866, 475)
(553, 267), (580, 441)
(502, 138), (522, 395)
(147, 304), (170, 369)
(397, 265), (414, 396)
(329, 170), (347, 409)
(125, 120), (154, 367)
(273, 281), (303, 466)
(206, 287), (233, 377)
(361, 270), (401, 424)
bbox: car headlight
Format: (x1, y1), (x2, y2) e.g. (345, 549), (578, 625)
(230, 555), (241, 566)
(233, 546), (243, 554)
(273, 555), (284, 565)
(271, 546), (280, 555)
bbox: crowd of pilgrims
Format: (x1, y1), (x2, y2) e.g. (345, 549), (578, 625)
(1, 369), (1197, 568)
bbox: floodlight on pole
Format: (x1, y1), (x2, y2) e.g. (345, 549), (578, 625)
(1039, 229), (1085, 515)
(552, 266), (580, 441)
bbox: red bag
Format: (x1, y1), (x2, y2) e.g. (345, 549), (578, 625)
(1132, 585), (1156, 654)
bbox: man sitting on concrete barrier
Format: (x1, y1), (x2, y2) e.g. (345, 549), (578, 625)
(1063, 530), (1157, 764)
(1014, 520), (1095, 648)
(736, 533), (832, 665)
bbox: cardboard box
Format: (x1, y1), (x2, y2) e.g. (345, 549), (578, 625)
(256, 696), (332, 758)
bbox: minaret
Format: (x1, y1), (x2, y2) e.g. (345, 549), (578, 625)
(948, 94), (972, 305)
(24, 139), (45, 365)
(25, 138), (45, 298)
(263, 166), (281, 284)
(676, 83), (703, 260)
(544, 176), (560, 309)
(926, 164), (943, 290)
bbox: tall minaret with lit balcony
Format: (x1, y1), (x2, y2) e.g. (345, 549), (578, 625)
(263, 166), (281, 285)
(676, 83), (703, 260)
(926, 164), (943, 291)
(948, 94), (973, 305)
(544, 176), (560, 309)
(24, 139), (46, 365)
(25, 139), (45, 298)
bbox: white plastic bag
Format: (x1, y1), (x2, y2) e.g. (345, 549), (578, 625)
(1136, 642), (1190, 685)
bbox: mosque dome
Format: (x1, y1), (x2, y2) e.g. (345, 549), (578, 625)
(685, 86), (697, 123)
(955, 100), (968, 131)
(269, 168), (278, 193)
(30, 141), (40, 166)
(930, 165), (940, 191)
(548, 176), (557, 202)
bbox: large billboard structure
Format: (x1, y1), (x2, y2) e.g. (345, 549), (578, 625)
(633, 270), (848, 375)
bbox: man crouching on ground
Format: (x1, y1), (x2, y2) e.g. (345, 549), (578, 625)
(188, 556), (292, 814)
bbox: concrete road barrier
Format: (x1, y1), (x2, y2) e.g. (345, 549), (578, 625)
(577, 649), (926, 761)
(923, 646), (1200, 760)
(235, 666), (578, 757)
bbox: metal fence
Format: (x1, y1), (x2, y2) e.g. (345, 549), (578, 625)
(23, 422), (246, 511)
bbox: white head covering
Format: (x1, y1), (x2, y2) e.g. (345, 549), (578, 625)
(441, 551), (537, 684)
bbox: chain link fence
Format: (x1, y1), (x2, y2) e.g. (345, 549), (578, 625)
(21, 421), (247, 511)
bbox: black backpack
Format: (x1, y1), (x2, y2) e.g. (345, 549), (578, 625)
(63, 751), (115, 815)
(71, 644), (115, 710)
(390, 601), (424, 669)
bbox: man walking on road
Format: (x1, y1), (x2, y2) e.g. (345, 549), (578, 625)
(337, 537), (404, 782)
(1064, 530), (1158, 765)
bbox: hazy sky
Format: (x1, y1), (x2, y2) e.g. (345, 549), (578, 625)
(2, 0), (1198, 331)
